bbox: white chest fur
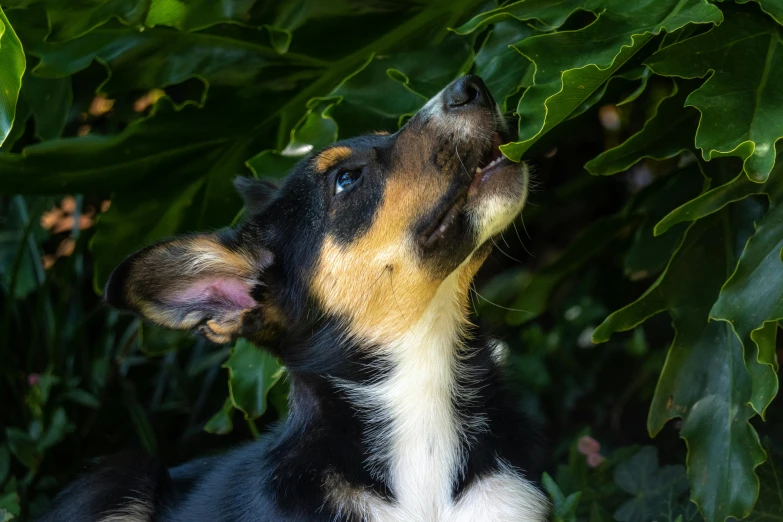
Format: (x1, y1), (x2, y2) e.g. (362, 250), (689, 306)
(330, 272), (549, 522)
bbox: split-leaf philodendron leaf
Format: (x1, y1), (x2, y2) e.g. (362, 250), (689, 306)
(593, 208), (767, 522)
(498, 0), (723, 161)
(646, 8), (783, 182)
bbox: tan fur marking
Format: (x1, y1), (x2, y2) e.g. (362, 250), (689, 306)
(374, 130), (390, 135)
(185, 237), (256, 276)
(203, 309), (246, 343)
(315, 146), (352, 172)
(312, 175), (431, 343)
(311, 157), (480, 344)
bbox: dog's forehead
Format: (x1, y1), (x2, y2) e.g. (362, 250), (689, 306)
(308, 133), (395, 174)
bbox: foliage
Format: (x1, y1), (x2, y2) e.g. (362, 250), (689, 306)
(0, 0), (782, 521)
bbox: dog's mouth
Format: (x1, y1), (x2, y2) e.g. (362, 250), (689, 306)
(420, 131), (515, 248)
(468, 132), (513, 199)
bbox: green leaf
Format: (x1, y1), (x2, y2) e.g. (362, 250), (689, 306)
(13, 0), (255, 42)
(224, 339), (283, 420)
(0, 95), (260, 193)
(744, 444), (783, 522)
(24, 0), (148, 42)
(22, 74), (71, 140)
(0, 94), (29, 152)
(645, 8), (783, 182)
(5, 428), (40, 470)
(264, 24), (292, 54)
(737, 0), (783, 26)
(564, 66), (639, 122)
(565, 64), (652, 121)
(711, 196), (783, 341)
(247, 97), (340, 179)
(744, 321), (779, 419)
(329, 34), (474, 137)
(145, 0), (256, 31)
(543, 472), (581, 522)
(37, 407), (74, 451)
(561, 492), (582, 521)
(623, 164), (706, 280)
(0, 6), (26, 147)
(585, 83), (699, 176)
(593, 209), (767, 522)
(204, 397), (234, 435)
(473, 21), (536, 111)
(22, 21), (306, 95)
(709, 192), (783, 418)
(0, 484), (19, 519)
(613, 446), (689, 522)
(328, 58), (425, 137)
(0, 194), (45, 299)
(542, 471), (566, 507)
(453, 0), (590, 35)
(63, 388), (101, 409)
(501, 0), (722, 162)
(617, 66), (652, 106)
(654, 172), (780, 236)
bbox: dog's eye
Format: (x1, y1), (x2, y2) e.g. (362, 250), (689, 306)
(335, 169), (362, 194)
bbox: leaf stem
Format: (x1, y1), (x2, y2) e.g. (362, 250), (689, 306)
(247, 418), (260, 439)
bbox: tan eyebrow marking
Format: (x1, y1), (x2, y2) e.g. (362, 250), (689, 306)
(315, 146), (352, 172)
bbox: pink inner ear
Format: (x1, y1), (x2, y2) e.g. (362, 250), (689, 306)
(171, 278), (256, 310)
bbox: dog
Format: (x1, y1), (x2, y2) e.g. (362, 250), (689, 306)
(39, 75), (549, 521)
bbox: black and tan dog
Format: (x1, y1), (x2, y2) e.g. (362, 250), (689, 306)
(40, 75), (549, 521)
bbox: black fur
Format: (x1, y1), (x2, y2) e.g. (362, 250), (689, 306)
(37, 451), (171, 522)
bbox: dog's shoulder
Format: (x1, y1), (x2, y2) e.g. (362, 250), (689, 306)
(165, 438), (326, 522)
(37, 451), (170, 522)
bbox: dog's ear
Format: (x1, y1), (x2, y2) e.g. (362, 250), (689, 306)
(104, 231), (276, 344)
(233, 176), (277, 215)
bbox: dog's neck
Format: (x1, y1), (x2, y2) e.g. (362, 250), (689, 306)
(272, 269), (499, 518)
(343, 268), (476, 511)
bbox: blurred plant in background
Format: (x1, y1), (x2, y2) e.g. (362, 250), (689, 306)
(1, 0), (782, 520)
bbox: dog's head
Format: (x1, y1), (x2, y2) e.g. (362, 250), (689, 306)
(105, 75), (528, 351)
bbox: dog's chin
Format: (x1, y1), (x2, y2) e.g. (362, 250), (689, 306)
(466, 160), (528, 246)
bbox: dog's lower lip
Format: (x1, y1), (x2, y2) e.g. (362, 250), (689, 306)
(469, 149), (512, 200)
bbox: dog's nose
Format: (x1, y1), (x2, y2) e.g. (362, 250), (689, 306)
(445, 75), (493, 110)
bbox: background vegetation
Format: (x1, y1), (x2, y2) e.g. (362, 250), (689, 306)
(1, 0), (782, 521)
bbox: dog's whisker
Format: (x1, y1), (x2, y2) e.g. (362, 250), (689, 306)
(455, 144), (472, 181)
(512, 221), (533, 258)
(501, 230), (510, 248)
(472, 287), (532, 314)
(490, 236), (523, 264)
